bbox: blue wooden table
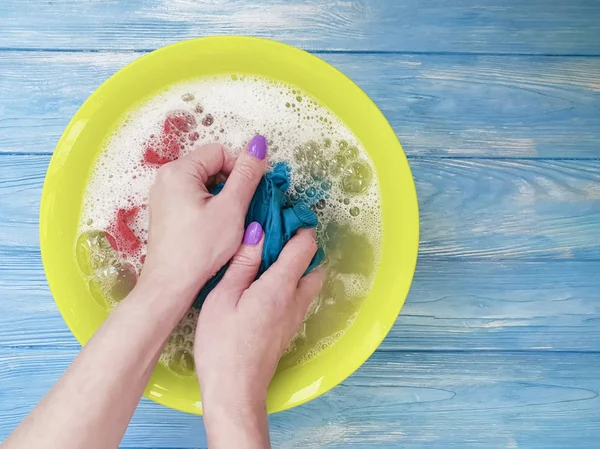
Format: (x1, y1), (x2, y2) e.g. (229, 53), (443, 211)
(1, 1), (599, 447)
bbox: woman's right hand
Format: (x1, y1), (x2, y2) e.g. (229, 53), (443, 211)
(140, 136), (268, 314)
(194, 225), (326, 449)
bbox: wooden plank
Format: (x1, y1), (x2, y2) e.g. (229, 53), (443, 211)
(1, 349), (599, 448)
(2, 52), (599, 158)
(1, 0), (599, 54)
(417, 158), (600, 259)
(0, 156), (45, 248)
(2, 155), (599, 257)
(2, 250), (600, 352)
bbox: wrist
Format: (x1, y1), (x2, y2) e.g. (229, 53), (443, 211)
(127, 272), (203, 330)
(199, 370), (269, 411)
(202, 389), (270, 449)
(202, 383), (268, 415)
(140, 252), (214, 294)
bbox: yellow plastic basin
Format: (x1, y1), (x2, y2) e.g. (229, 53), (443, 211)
(40, 36), (419, 414)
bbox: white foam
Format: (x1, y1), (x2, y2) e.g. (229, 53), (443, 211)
(79, 75), (383, 366)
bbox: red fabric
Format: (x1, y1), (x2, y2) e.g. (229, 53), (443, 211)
(142, 111), (197, 167)
(106, 206), (141, 256)
(107, 111), (200, 261)
(143, 146), (173, 166)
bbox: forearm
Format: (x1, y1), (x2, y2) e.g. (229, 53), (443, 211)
(3, 278), (192, 449)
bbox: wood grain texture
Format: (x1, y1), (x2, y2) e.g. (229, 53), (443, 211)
(1, 1), (600, 447)
(1, 349), (599, 448)
(1, 0), (599, 55)
(1, 51), (599, 158)
(2, 251), (600, 352)
(1, 156), (599, 354)
(2, 155), (599, 258)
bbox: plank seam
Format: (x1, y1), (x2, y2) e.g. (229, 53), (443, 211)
(0, 47), (599, 58)
(3, 153), (600, 163)
(2, 346), (600, 355)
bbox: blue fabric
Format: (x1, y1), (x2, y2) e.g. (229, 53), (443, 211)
(193, 162), (325, 309)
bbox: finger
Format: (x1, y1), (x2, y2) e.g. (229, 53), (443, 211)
(262, 228), (318, 288)
(220, 150), (237, 175)
(209, 151), (237, 183)
(295, 266), (327, 313)
(170, 143), (232, 187)
(221, 135), (268, 208)
(212, 222), (264, 305)
(208, 155), (235, 186)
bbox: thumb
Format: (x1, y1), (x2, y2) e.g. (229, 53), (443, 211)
(220, 135), (268, 208)
(212, 222), (264, 306)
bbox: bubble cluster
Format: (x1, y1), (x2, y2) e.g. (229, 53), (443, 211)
(75, 230), (138, 308)
(78, 75), (383, 371)
(341, 160), (373, 195)
(159, 309), (199, 376)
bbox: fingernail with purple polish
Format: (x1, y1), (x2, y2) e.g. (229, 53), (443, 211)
(243, 222), (263, 246)
(248, 135), (267, 160)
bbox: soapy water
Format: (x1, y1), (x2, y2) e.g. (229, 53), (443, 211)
(76, 75), (382, 374)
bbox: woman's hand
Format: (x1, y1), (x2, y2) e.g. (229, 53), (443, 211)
(195, 224), (326, 449)
(140, 136), (268, 305)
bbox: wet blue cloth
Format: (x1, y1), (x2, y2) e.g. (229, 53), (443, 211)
(193, 162), (325, 309)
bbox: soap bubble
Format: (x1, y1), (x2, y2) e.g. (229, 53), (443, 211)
(88, 278), (108, 308)
(169, 349), (195, 376)
(165, 110), (197, 133)
(305, 141), (322, 162)
(92, 261), (137, 303)
(108, 263), (137, 302)
(340, 145), (359, 161)
(310, 160), (328, 181)
(341, 160), (373, 194)
(181, 93), (195, 102)
(75, 230), (117, 276)
(293, 146), (307, 164)
(328, 154), (347, 177)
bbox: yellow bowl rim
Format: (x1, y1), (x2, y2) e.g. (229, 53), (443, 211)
(40, 36), (420, 415)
